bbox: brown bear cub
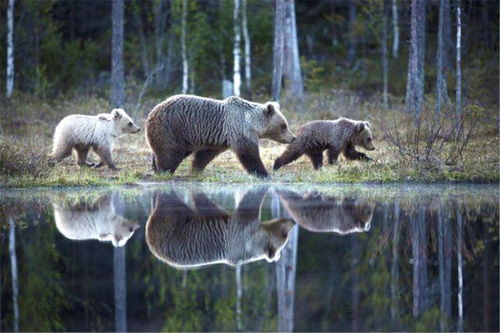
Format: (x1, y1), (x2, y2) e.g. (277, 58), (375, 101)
(273, 118), (375, 170)
(145, 94), (295, 177)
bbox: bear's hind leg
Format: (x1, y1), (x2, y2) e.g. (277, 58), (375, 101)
(76, 146), (94, 167)
(51, 143), (73, 162)
(273, 144), (304, 170)
(154, 149), (189, 174)
(306, 151), (324, 170)
(327, 146), (340, 164)
(192, 148), (227, 173)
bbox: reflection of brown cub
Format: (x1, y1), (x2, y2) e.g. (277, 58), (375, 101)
(278, 190), (373, 234)
(146, 188), (295, 268)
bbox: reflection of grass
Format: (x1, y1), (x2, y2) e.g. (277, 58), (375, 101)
(0, 93), (498, 187)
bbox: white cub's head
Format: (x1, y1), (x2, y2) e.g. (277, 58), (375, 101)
(110, 108), (141, 134)
(261, 102), (296, 144)
(101, 216), (140, 247)
(352, 121), (375, 150)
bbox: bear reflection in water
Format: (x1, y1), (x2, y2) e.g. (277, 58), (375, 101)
(278, 190), (374, 234)
(146, 187), (295, 268)
(52, 194), (140, 247)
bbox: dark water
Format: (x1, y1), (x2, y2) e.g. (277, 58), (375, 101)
(0, 183), (498, 332)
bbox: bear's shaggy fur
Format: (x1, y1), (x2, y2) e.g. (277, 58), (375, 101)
(145, 95), (295, 177)
(278, 190), (373, 234)
(51, 108), (141, 170)
(146, 188), (295, 268)
(273, 118), (375, 170)
(53, 194), (140, 247)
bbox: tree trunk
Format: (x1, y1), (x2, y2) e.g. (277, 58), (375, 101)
(405, 0), (426, 121)
(443, 0), (452, 70)
(347, 0), (357, 65)
(241, 0), (252, 94)
(181, 0), (189, 94)
(392, 0), (399, 58)
(233, 0), (242, 96)
(111, 0), (125, 108)
(133, 7), (151, 78)
(6, 0), (15, 98)
(272, 0), (285, 101)
(114, 247), (127, 332)
(455, 4), (462, 129)
(283, 0), (304, 100)
(435, 0), (446, 118)
(9, 217), (19, 332)
(411, 205), (428, 317)
(390, 202), (400, 322)
(154, 0), (168, 87)
(382, 1), (389, 109)
(438, 207), (452, 331)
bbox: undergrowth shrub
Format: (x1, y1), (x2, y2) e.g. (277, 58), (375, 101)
(0, 136), (50, 179)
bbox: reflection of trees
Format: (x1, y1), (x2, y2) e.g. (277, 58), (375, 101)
(114, 246), (127, 332)
(9, 217), (19, 332)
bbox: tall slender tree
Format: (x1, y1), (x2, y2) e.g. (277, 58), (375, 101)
(405, 0), (427, 120)
(181, 0), (189, 94)
(392, 0), (399, 58)
(9, 217), (19, 332)
(347, 0), (357, 65)
(272, 0), (285, 101)
(283, 0), (304, 100)
(435, 0), (447, 118)
(455, 3), (462, 129)
(114, 247), (127, 332)
(233, 0), (242, 96)
(241, 0), (251, 94)
(382, 1), (389, 109)
(111, 0), (125, 107)
(6, 0), (15, 98)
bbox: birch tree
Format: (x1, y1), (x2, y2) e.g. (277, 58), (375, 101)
(455, 3), (462, 129)
(6, 0), (15, 98)
(283, 0), (303, 100)
(181, 0), (189, 94)
(272, 0), (285, 101)
(111, 0), (125, 107)
(392, 0), (399, 58)
(405, 0), (426, 120)
(435, 0), (450, 118)
(241, 0), (251, 94)
(233, 0), (242, 96)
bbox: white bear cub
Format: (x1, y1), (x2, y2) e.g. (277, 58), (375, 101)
(51, 108), (140, 170)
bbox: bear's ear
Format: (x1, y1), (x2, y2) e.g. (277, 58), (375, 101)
(111, 108), (123, 120)
(355, 122), (365, 132)
(98, 115), (109, 121)
(364, 121), (371, 128)
(266, 245), (277, 261)
(264, 102), (279, 117)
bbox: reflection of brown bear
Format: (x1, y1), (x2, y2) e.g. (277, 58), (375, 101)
(278, 190), (373, 234)
(274, 118), (375, 170)
(145, 95), (295, 177)
(52, 194), (140, 247)
(146, 188), (295, 268)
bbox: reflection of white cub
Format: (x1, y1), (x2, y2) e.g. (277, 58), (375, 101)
(53, 195), (139, 247)
(278, 190), (374, 235)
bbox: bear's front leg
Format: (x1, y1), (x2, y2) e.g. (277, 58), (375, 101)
(233, 139), (268, 178)
(343, 145), (372, 161)
(95, 146), (119, 170)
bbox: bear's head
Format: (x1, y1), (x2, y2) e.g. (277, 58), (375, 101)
(111, 108), (141, 135)
(352, 121), (375, 151)
(261, 102), (296, 144)
(100, 216), (140, 247)
(226, 217), (295, 265)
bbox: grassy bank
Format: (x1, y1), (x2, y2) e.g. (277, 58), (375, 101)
(0, 92), (498, 188)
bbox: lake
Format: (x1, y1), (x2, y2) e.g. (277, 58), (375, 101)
(0, 183), (498, 332)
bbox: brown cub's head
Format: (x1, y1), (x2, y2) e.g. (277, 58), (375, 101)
(352, 121), (375, 150)
(111, 108), (141, 134)
(261, 102), (296, 144)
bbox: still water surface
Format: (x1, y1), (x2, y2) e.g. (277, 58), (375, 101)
(0, 183), (498, 332)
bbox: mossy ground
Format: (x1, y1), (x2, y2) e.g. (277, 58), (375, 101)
(0, 92), (498, 188)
